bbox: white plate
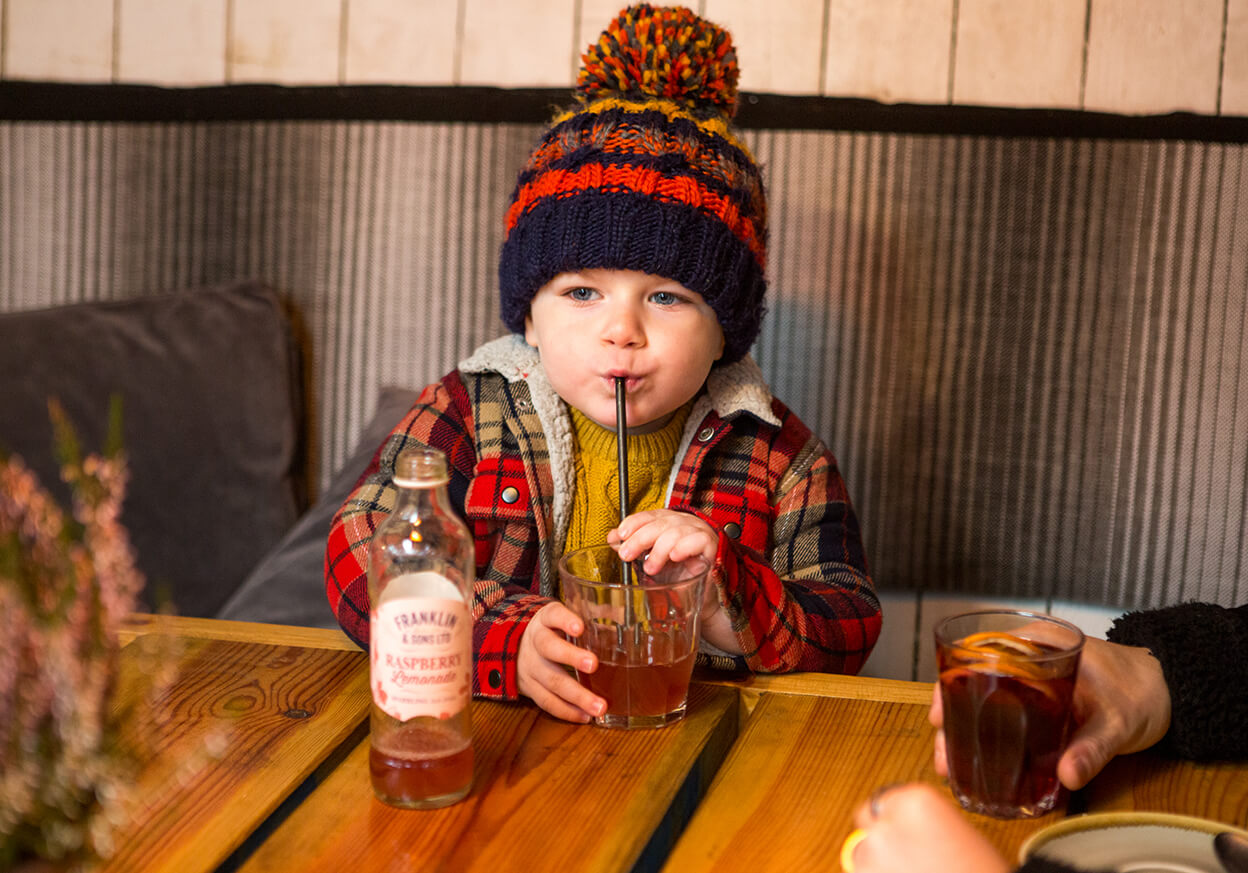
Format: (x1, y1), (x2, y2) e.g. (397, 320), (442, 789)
(1019, 812), (1248, 873)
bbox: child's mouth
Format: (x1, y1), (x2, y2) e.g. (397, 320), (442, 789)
(605, 372), (639, 392)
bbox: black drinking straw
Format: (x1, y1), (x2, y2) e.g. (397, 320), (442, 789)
(615, 376), (633, 587)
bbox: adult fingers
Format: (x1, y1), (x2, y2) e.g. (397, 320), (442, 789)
(928, 685), (943, 727)
(933, 728), (948, 777)
(1056, 712), (1119, 790)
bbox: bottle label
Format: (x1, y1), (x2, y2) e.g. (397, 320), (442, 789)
(371, 584), (471, 722)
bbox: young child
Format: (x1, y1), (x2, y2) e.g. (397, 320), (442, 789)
(326, 3), (882, 723)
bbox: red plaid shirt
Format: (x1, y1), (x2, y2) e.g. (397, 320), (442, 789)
(326, 338), (881, 699)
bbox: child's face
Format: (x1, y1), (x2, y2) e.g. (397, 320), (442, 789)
(524, 269), (725, 432)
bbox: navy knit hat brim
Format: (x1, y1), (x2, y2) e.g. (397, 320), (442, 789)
(499, 191), (766, 365)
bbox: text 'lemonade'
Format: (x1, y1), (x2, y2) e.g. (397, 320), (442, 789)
(936, 611), (1084, 819)
(368, 449), (475, 809)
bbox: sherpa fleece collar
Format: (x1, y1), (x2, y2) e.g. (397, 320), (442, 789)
(458, 334), (780, 428)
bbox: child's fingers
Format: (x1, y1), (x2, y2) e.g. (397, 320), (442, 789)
(527, 661), (604, 723)
(643, 528), (715, 572)
(533, 626), (599, 674)
(536, 600), (585, 639)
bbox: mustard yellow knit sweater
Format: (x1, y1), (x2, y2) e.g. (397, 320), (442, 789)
(565, 404), (691, 553)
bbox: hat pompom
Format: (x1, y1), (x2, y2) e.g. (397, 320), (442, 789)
(577, 4), (739, 117)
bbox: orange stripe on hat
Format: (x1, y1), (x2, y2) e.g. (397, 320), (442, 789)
(504, 162), (765, 268)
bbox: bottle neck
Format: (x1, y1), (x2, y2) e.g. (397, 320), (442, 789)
(392, 479), (450, 515)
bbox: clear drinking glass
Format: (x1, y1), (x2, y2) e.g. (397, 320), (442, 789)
(935, 609), (1084, 818)
(559, 545), (709, 729)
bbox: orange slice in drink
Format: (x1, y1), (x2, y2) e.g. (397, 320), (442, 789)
(948, 631), (1051, 682)
(956, 631), (1045, 657)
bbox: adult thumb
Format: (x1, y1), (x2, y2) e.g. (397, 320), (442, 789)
(1058, 719), (1118, 791)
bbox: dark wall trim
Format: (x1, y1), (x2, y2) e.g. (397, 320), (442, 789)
(3, 81), (1248, 141)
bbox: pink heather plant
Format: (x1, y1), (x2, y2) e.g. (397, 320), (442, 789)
(0, 399), (144, 868)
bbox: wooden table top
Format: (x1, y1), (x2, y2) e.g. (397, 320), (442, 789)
(663, 689), (1248, 873)
(106, 616), (1248, 873)
(102, 616), (370, 873)
(234, 683), (738, 873)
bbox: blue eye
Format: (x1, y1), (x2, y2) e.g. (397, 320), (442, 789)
(567, 287), (597, 301)
(651, 291), (680, 305)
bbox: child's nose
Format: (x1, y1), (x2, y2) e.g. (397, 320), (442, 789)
(600, 305), (645, 347)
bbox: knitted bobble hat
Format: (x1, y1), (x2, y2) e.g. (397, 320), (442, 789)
(498, 3), (768, 365)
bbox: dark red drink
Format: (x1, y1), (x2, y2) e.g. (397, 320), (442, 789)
(369, 722), (472, 808)
(579, 650), (696, 719)
(937, 627), (1081, 818)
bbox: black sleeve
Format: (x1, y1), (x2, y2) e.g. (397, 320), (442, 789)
(1106, 602), (1248, 760)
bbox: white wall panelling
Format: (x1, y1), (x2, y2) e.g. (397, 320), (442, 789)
(117, 0), (227, 86)
(953, 0), (1085, 109)
(1047, 601), (1121, 642)
(707, 0), (825, 95)
(914, 593), (1049, 682)
(1225, 0), (1248, 116)
(229, 0), (342, 84)
(344, 0), (460, 85)
(459, 0), (576, 88)
(823, 0), (953, 104)
(1, 0), (1245, 116)
(4, 0), (113, 81)
(859, 591), (919, 681)
(1084, 0), (1224, 114)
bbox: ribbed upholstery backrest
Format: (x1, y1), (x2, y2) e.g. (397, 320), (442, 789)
(2, 119), (1244, 608)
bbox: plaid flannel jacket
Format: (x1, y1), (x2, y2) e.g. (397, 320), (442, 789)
(326, 337), (881, 700)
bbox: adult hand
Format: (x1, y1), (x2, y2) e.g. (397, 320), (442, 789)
(516, 602), (606, 723)
(1056, 636), (1171, 789)
(930, 636), (1171, 790)
(845, 783), (1010, 873)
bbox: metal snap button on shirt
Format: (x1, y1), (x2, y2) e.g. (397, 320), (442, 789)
(723, 522), (742, 539)
(696, 426), (716, 442)
(501, 486), (520, 504)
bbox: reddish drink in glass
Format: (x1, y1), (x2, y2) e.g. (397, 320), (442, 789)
(579, 651), (697, 718)
(369, 721), (473, 808)
(935, 611), (1084, 819)
(559, 545), (708, 729)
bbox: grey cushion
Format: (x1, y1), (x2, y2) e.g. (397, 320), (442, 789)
(216, 384), (420, 627)
(0, 281), (305, 617)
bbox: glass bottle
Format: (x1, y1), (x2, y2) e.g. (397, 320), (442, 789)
(367, 447), (474, 808)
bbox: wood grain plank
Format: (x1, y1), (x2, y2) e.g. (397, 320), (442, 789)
(663, 693), (1066, 872)
(235, 683), (739, 873)
(120, 613), (362, 651)
(1080, 753), (1248, 826)
(694, 666), (934, 712)
(101, 637), (369, 873)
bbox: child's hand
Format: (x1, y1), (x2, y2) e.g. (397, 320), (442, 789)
(609, 510), (742, 654)
(516, 602), (607, 723)
(609, 509), (718, 577)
